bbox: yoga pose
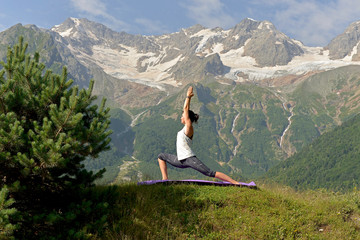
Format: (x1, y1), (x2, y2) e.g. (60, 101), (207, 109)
(157, 86), (240, 185)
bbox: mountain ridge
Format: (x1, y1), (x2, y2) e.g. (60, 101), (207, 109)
(2, 17), (358, 96)
(49, 17), (360, 92)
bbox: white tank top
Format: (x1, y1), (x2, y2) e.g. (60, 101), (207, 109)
(176, 126), (196, 160)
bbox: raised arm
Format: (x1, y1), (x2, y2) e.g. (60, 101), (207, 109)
(183, 86), (194, 137)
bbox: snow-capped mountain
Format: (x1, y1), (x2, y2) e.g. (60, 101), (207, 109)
(50, 17), (360, 91)
(1, 17), (360, 109)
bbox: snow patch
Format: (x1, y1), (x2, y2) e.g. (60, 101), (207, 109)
(343, 42), (359, 61)
(221, 46), (257, 68)
(59, 27), (73, 37)
(71, 17), (81, 26)
(159, 35), (170, 39)
(211, 43), (224, 54)
(258, 22), (264, 30)
(258, 21), (272, 30)
(247, 18), (257, 22)
(89, 44), (181, 88)
(192, 29), (224, 53)
(221, 45), (360, 81)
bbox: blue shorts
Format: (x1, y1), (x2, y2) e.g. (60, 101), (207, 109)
(158, 153), (216, 178)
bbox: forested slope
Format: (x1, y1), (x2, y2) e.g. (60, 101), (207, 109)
(266, 113), (360, 191)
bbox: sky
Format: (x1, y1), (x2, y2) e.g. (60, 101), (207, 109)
(1, 0), (360, 47)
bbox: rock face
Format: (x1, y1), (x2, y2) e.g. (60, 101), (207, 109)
(222, 19), (304, 67)
(52, 18), (160, 53)
(204, 53), (229, 75)
(0, 23), (93, 88)
(326, 21), (360, 60)
(243, 21), (304, 66)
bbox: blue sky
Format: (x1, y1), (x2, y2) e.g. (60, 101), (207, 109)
(1, 0), (360, 46)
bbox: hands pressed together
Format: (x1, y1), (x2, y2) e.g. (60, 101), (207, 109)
(187, 86), (194, 98)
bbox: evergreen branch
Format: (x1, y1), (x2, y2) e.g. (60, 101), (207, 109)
(55, 108), (73, 138)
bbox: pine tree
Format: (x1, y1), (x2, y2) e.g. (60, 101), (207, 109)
(0, 37), (112, 237)
(0, 187), (17, 239)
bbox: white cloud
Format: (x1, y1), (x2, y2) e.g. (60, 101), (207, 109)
(181, 0), (236, 29)
(250, 0), (360, 46)
(135, 18), (170, 35)
(70, 0), (129, 31)
(70, 0), (107, 16)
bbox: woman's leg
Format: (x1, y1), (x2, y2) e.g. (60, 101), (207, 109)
(158, 158), (168, 180)
(157, 153), (186, 180)
(215, 171), (239, 185)
(184, 157), (240, 185)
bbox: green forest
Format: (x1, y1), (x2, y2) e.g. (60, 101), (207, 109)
(266, 112), (360, 191)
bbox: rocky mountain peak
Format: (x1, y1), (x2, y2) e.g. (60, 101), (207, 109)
(229, 18), (261, 36)
(182, 24), (206, 36)
(326, 20), (360, 60)
(51, 18), (82, 37)
(52, 17), (114, 42)
(222, 18), (304, 67)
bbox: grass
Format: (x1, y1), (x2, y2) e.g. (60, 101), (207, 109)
(86, 182), (360, 239)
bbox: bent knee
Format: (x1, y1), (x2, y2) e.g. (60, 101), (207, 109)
(206, 170), (216, 178)
(158, 153), (165, 161)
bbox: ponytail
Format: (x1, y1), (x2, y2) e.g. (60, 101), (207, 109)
(189, 110), (199, 123)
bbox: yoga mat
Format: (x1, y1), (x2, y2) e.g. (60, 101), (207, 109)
(138, 179), (257, 188)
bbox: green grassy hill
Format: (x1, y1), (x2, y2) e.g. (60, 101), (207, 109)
(88, 183), (360, 239)
(265, 113), (360, 191)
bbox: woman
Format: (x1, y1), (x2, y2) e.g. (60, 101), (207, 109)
(157, 86), (240, 185)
